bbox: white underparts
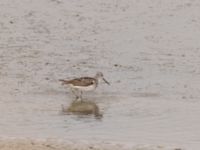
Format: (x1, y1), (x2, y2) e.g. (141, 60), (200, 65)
(69, 84), (96, 91)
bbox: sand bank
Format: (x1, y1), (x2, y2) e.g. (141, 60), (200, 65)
(0, 139), (183, 150)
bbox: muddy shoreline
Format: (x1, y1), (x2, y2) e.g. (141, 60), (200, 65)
(0, 139), (183, 150)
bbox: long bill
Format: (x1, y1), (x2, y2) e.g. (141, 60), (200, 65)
(103, 78), (110, 85)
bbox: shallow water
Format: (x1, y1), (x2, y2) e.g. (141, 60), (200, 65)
(0, 90), (200, 149)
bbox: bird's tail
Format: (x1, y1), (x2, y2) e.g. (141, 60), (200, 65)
(59, 79), (70, 85)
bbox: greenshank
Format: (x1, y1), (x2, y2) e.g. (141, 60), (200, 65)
(59, 72), (110, 100)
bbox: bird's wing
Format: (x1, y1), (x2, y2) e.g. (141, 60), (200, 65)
(60, 77), (95, 86)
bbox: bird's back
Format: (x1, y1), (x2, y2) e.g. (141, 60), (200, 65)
(59, 77), (97, 87)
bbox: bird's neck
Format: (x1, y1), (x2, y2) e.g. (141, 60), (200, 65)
(94, 77), (100, 84)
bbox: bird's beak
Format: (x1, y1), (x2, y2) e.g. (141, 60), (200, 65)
(103, 78), (110, 85)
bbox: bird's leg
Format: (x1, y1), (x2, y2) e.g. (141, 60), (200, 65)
(75, 90), (83, 102)
(80, 91), (83, 102)
(71, 88), (79, 101)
